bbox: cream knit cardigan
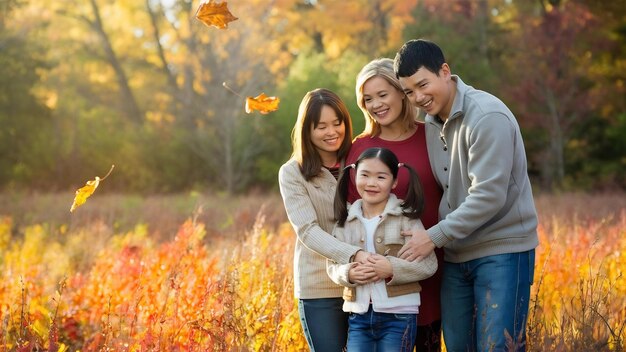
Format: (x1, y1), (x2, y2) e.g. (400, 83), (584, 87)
(278, 159), (361, 299)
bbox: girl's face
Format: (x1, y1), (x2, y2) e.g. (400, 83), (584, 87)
(355, 158), (397, 212)
(362, 76), (404, 128)
(310, 105), (345, 161)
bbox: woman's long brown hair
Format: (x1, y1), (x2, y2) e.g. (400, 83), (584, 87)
(290, 88), (353, 180)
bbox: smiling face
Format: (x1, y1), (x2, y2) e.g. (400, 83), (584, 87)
(399, 63), (455, 121)
(362, 76), (405, 129)
(355, 157), (397, 216)
(310, 104), (346, 164)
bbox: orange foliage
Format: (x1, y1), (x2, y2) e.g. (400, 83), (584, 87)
(195, 0), (238, 30)
(0, 214), (306, 351)
(528, 209), (626, 350)
(1, 195), (624, 351)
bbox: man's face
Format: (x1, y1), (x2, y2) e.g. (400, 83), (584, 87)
(398, 63), (453, 120)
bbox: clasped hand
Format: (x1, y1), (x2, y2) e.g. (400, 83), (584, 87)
(348, 253), (392, 285)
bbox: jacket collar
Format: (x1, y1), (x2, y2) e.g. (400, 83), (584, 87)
(347, 193), (404, 222)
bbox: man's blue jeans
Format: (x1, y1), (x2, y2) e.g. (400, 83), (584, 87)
(298, 298), (348, 351)
(347, 305), (417, 352)
(441, 250), (535, 352)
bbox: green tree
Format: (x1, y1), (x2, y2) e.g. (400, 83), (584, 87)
(4, 0), (623, 193)
(504, 0), (619, 189)
(0, 2), (56, 188)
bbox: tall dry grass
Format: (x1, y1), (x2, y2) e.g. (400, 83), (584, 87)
(0, 191), (624, 351)
(528, 192), (626, 351)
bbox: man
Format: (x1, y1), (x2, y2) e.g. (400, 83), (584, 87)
(393, 39), (538, 352)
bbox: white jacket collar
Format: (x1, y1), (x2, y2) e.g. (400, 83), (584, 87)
(347, 193), (404, 222)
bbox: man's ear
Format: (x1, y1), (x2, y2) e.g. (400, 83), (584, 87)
(440, 63), (451, 79)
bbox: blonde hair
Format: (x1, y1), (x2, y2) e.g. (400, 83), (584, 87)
(355, 58), (417, 138)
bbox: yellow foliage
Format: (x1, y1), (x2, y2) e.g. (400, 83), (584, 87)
(1, 198), (624, 351)
(528, 209), (626, 350)
(0, 216), (11, 252)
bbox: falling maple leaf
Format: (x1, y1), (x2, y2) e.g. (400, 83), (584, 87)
(70, 165), (115, 212)
(195, 0), (238, 29)
(245, 93), (280, 114)
(222, 83), (281, 115)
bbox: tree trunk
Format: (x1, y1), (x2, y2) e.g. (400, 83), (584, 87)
(146, 0), (178, 94)
(89, 0), (143, 124)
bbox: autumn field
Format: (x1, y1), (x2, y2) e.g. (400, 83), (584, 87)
(0, 191), (625, 351)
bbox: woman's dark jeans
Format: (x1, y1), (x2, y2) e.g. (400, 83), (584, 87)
(298, 297), (349, 351)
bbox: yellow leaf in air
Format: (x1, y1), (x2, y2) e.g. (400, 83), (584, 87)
(245, 93), (280, 114)
(195, 0), (238, 29)
(70, 165), (114, 213)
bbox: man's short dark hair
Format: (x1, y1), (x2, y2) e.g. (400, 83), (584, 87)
(393, 39), (446, 78)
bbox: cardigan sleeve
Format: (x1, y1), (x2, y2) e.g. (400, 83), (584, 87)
(278, 160), (361, 264)
(326, 226), (358, 287)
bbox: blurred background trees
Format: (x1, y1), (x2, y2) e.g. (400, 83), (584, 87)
(1, 0), (624, 193)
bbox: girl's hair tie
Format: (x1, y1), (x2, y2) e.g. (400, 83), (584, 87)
(342, 163), (356, 172)
(398, 162), (404, 168)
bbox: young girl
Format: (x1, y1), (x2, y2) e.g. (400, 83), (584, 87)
(327, 147), (438, 351)
(278, 88), (374, 351)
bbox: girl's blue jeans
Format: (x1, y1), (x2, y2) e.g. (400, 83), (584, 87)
(347, 305), (417, 352)
(298, 297), (348, 351)
(441, 250), (535, 352)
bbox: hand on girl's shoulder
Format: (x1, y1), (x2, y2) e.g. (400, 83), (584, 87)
(402, 217), (425, 236)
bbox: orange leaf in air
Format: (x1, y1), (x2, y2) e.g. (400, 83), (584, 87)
(245, 93), (280, 115)
(195, 0), (238, 29)
(70, 165), (115, 212)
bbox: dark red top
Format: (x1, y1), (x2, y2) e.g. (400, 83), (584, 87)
(346, 122), (444, 325)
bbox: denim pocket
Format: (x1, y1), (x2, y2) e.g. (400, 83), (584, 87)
(392, 313), (415, 321)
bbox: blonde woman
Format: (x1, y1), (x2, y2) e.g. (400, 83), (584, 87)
(347, 58), (444, 351)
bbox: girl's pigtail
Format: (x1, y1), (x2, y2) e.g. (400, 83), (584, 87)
(401, 163), (424, 219)
(334, 164), (354, 227)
